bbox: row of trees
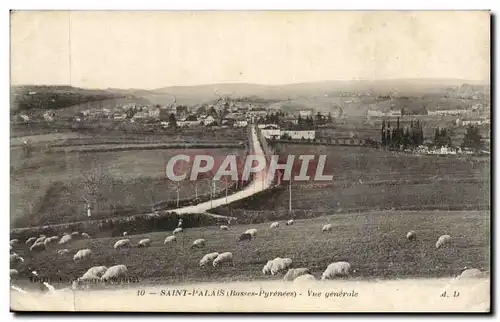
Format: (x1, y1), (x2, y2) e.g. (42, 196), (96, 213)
(381, 118), (424, 149)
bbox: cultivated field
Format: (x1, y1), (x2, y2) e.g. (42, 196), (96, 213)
(10, 147), (244, 228)
(225, 144), (490, 216)
(10, 210), (490, 290)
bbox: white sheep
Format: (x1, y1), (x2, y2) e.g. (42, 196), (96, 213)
(59, 234), (72, 245)
(30, 242), (47, 252)
(200, 252), (220, 267)
(10, 239), (19, 246)
(270, 222), (279, 229)
(294, 274), (316, 283)
(173, 227), (183, 235)
(123, 232), (128, 237)
(10, 269), (19, 278)
(262, 260), (275, 275)
(81, 233), (91, 239)
(436, 235), (452, 248)
(44, 236), (60, 246)
(322, 224), (333, 232)
(244, 228), (257, 237)
(73, 249), (92, 262)
(283, 267), (311, 281)
(137, 239), (152, 248)
(191, 239), (206, 249)
(270, 258), (293, 275)
(164, 235), (177, 244)
(71, 232), (80, 237)
(406, 231), (417, 241)
(220, 225), (230, 230)
(57, 249), (70, 255)
(25, 237), (37, 245)
(286, 219), (294, 225)
(114, 239), (132, 250)
(457, 267), (485, 279)
(81, 266), (108, 280)
(34, 236), (46, 244)
(10, 253), (24, 266)
(213, 252), (233, 267)
(321, 261), (351, 280)
(101, 265), (128, 282)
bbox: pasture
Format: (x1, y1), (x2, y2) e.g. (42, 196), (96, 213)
(10, 147), (244, 228)
(10, 210), (489, 290)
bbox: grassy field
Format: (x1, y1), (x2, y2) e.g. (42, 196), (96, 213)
(219, 144), (490, 216)
(10, 147), (244, 228)
(10, 210), (490, 290)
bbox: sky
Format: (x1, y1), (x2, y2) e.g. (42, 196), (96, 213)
(10, 10), (490, 90)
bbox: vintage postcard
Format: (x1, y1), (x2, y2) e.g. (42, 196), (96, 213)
(9, 10), (490, 312)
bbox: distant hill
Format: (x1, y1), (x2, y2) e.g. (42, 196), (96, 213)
(151, 79), (489, 104)
(10, 85), (126, 113)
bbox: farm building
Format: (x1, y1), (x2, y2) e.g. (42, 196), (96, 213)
(261, 125), (281, 140)
(281, 130), (315, 140)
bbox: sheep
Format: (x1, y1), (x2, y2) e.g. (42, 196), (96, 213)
(81, 266), (108, 280)
(199, 252), (219, 267)
(283, 268), (311, 281)
(101, 265), (128, 282)
(164, 235), (177, 244)
(457, 267), (486, 279)
(123, 232), (128, 237)
(10, 253), (24, 266)
(173, 227), (183, 235)
(71, 232), (80, 237)
(190, 239), (206, 249)
(322, 224), (333, 232)
(436, 235), (452, 249)
(244, 228), (257, 237)
(25, 237), (37, 245)
(406, 231), (417, 241)
(321, 261), (351, 280)
(238, 233), (253, 242)
(114, 239), (132, 250)
(270, 222), (279, 229)
(73, 249), (92, 262)
(59, 234), (72, 245)
(34, 236), (46, 244)
(213, 252), (233, 267)
(220, 225), (230, 230)
(294, 274), (316, 283)
(10, 269), (19, 278)
(30, 242), (47, 252)
(262, 260), (275, 275)
(137, 239), (152, 248)
(10, 239), (19, 246)
(270, 258), (293, 275)
(81, 233), (91, 239)
(286, 219), (294, 225)
(57, 249), (70, 255)
(44, 236), (60, 246)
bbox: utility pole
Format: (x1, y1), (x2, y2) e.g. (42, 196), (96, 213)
(289, 178), (292, 214)
(176, 183), (180, 208)
(225, 178), (228, 205)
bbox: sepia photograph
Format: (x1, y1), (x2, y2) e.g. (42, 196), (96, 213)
(9, 10), (491, 313)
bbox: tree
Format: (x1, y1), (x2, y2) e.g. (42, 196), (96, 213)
(462, 125), (483, 150)
(327, 112), (333, 123)
(197, 105), (207, 115)
(381, 119), (386, 146)
(168, 113), (177, 128)
(208, 106), (217, 117)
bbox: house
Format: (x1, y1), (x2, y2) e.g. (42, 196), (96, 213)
(281, 130), (315, 140)
(367, 110), (384, 117)
(113, 113), (127, 120)
(235, 120), (248, 127)
(428, 109), (468, 116)
(203, 116), (216, 126)
(299, 110), (313, 118)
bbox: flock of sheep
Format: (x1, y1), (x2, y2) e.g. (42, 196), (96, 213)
(10, 216), (484, 293)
